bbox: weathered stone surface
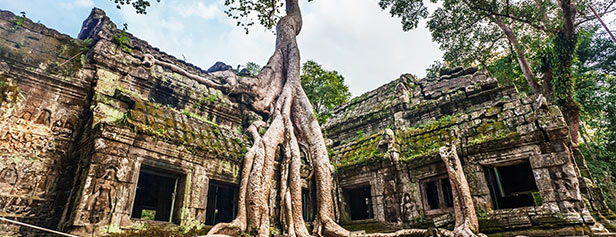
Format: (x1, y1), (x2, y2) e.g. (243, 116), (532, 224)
(0, 8), (247, 236)
(0, 9), (96, 236)
(0, 7), (608, 237)
(326, 65), (601, 234)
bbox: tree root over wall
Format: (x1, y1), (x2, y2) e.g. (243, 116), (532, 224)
(145, 0), (485, 236)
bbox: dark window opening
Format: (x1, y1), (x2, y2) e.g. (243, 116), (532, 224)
(420, 174), (454, 215)
(302, 188), (316, 222)
(131, 167), (181, 223)
(441, 179), (454, 208)
(150, 83), (179, 108)
(345, 186), (374, 220)
(205, 181), (239, 225)
(485, 161), (538, 209)
(425, 181), (439, 209)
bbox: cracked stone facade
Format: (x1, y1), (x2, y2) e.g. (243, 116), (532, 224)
(0, 8), (611, 237)
(325, 68), (611, 235)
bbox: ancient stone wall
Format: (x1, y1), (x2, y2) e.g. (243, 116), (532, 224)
(0, 8), (248, 236)
(0, 9), (96, 236)
(0, 7), (610, 237)
(326, 68), (603, 235)
(59, 9), (248, 235)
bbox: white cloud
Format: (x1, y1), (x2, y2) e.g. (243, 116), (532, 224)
(298, 0), (442, 95)
(109, 0), (442, 96)
(158, 19), (185, 32)
(176, 1), (223, 20)
(60, 0), (94, 9)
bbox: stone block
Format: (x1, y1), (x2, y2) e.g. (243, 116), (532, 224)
(514, 104), (532, 116)
(530, 152), (570, 168)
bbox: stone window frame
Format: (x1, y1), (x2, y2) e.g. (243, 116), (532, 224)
(128, 161), (187, 224)
(482, 159), (539, 210)
(342, 183), (375, 221)
(419, 173), (454, 216)
(204, 179), (240, 226)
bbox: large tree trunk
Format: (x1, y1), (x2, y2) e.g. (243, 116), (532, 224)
(490, 16), (542, 95)
(555, 0), (581, 144)
(439, 144), (481, 237)
(200, 1), (485, 236)
(204, 0), (348, 236)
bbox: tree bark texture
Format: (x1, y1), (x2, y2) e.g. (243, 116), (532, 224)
(439, 144), (481, 237)
(186, 1), (487, 236)
(201, 0), (347, 236)
(556, 0), (581, 144)
(490, 16), (542, 95)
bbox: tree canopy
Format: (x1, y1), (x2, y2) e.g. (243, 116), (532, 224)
(300, 60), (351, 124)
(380, 0), (615, 67)
(380, 0), (616, 211)
(380, 0), (616, 144)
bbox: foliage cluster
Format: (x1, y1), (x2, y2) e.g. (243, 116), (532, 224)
(300, 60), (351, 124)
(111, 0), (160, 14)
(113, 23), (132, 53)
(10, 11), (26, 32)
(243, 62), (261, 77)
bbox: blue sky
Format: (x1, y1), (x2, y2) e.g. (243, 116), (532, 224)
(1, 0), (442, 96)
(1, 1), (615, 96)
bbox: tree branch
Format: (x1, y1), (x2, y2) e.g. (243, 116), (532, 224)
(489, 16), (543, 95)
(285, 0), (302, 35)
(464, 0), (552, 33)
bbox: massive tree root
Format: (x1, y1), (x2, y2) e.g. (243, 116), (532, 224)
(201, 0), (347, 236)
(194, 0), (484, 236)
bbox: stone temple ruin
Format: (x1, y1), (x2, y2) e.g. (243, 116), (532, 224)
(0, 8), (614, 236)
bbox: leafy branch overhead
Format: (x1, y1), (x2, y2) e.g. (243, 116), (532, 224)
(111, 0), (160, 14)
(110, 0), (313, 34)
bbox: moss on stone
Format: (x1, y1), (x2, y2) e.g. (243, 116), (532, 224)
(99, 93), (247, 162)
(336, 132), (384, 168)
(485, 106), (501, 116)
(94, 102), (126, 125)
(406, 115), (458, 136)
(468, 120), (517, 147)
(476, 120), (506, 135)
(94, 69), (121, 96)
(395, 116), (459, 161)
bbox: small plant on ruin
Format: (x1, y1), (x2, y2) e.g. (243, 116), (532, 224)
(113, 23), (132, 53)
(212, 123), (220, 136)
(182, 110), (193, 117)
(79, 38), (93, 66)
(243, 62), (262, 77)
(10, 12), (26, 32)
(58, 38), (92, 68)
(155, 128), (166, 136)
(354, 130), (365, 141)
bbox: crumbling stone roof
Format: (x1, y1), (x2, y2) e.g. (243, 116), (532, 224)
(324, 77), (407, 143)
(81, 8), (248, 162)
(327, 68), (567, 169)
